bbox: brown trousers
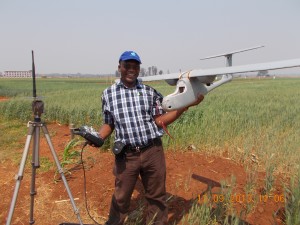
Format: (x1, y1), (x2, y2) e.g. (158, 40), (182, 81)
(105, 143), (167, 225)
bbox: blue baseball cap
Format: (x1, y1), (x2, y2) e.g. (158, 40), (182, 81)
(119, 51), (142, 64)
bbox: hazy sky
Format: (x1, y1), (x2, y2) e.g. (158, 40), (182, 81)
(1, 0), (300, 75)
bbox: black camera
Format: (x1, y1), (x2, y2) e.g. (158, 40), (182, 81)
(112, 141), (126, 155)
(73, 126), (104, 147)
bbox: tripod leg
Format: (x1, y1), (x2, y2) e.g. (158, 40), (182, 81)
(41, 124), (84, 225)
(6, 125), (35, 225)
(29, 124), (41, 224)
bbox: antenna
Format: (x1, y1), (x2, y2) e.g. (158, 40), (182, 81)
(32, 50), (37, 98)
(30, 51), (44, 121)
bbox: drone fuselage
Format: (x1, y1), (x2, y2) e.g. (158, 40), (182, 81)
(162, 75), (232, 111)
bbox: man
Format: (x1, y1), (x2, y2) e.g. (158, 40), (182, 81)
(98, 51), (204, 225)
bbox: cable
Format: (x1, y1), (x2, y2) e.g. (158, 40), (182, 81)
(80, 142), (102, 225)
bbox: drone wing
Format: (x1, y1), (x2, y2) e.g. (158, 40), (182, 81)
(141, 58), (300, 85)
(140, 58), (300, 111)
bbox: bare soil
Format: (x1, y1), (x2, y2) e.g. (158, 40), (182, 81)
(0, 123), (286, 225)
(0, 96), (9, 102)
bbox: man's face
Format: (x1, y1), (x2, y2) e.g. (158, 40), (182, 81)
(119, 60), (140, 88)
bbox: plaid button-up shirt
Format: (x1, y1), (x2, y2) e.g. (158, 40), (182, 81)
(102, 79), (165, 147)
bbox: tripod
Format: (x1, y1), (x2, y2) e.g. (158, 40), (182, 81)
(6, 99), (84, 225)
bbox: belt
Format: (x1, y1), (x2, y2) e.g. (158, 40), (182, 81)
(125, 138), (162, 153)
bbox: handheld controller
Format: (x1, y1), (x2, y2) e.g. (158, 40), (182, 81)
(73, 126), (104, 147)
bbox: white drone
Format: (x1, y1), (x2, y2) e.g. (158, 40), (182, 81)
(140, 46), (300, 111)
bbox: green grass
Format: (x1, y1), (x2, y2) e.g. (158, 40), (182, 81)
(284, 168), (300, 225)
(161, 78), (300, 174)
(181, 176), (245, 225)
(0, 117), (28, 163)
(0, 78), (108, 125)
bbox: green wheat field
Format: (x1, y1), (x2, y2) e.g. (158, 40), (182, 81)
(1, 77), (299, 170)
(0, 77), (299, 224)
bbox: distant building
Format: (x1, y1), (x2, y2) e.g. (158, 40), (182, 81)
(3, 70), (32, 78)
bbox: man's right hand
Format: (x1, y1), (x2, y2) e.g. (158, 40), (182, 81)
(73, 126), (104, 147)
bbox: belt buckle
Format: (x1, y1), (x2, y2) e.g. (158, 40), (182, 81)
(135, 146), (140, 153)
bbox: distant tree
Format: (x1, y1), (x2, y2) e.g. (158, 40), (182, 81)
(152, 66), (157, 75)
(148, 67), (152, 76)
(159, 70), (163, 75)
(257, 70), (269, 77)
(140, 67), (146, 77)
